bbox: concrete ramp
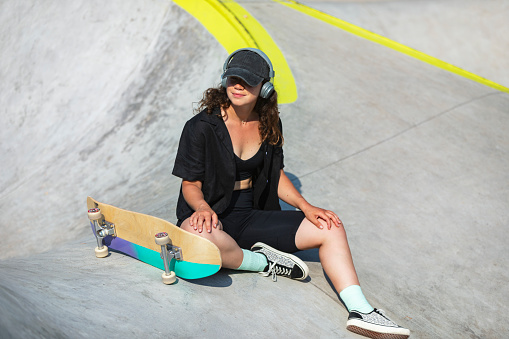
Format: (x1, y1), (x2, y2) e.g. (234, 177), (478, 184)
(302, 0), (509, 88)
(1, 1), (508, 338)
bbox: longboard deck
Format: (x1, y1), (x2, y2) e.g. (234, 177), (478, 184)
(88, 197), (221, 279)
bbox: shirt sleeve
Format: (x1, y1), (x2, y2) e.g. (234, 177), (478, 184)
(172, 119), (205, 182)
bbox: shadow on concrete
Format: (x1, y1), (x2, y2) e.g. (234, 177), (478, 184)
(179, 270), (234, 288)
(280, 171), (302, 211)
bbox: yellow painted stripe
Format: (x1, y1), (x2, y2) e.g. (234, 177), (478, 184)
(173, 0), (298, 103)
(173, 0), (254, 50)
(274, 0), (509, 94)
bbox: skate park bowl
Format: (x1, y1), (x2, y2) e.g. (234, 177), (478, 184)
(1, 0), (508, 338)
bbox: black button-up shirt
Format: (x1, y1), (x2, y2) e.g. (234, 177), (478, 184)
(172, 108), (284, 221)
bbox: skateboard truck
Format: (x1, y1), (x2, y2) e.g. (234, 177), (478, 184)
(160, 244), (182, 261)
(155, 232), (178, 284)
(88, 208), (116, 258)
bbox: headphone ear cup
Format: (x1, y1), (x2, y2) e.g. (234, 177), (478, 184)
(259, 82), (274, 99)
(221, 75), (227, 88)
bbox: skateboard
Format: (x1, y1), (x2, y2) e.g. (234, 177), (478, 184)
(87, 197), (222, 284)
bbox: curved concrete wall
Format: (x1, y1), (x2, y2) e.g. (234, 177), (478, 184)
(1, 1), (508, 338)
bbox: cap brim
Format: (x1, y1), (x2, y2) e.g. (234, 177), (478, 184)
(223, 67), (264, 87)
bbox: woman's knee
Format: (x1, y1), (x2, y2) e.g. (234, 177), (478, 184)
(180, 218), (227, 246)
(179, 218), (194, 233)
(180, 218), (211, 238)
(296, 218), (348, 249)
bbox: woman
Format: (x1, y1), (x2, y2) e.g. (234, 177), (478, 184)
(172, 48), (410, 339)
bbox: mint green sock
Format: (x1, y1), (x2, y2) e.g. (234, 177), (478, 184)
(339, 285), (374, 313)
(235, 249), (268, 272)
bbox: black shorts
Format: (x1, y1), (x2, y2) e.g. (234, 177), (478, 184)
(178, 188), (305, 253)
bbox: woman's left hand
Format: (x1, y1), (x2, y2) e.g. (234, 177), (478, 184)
(301, 204), (343, 230)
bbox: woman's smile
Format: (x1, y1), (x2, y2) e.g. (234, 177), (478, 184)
(231, 92), (245, 98)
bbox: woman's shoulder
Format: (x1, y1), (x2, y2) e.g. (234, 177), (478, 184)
(181, 108), (223, 140)
(187, 107), (222, 126)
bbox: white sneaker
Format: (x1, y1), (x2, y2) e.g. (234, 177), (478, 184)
(346, 308), (410, 339)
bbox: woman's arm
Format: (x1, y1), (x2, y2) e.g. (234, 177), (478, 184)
(278, 170), (342, 229)
(181, 180), (219, 233)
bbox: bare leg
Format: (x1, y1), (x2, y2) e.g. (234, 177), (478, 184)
(295, 218), (359, 293)
(180, 218), (244, 269)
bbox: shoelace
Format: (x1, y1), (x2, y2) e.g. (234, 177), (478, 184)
(259, 261), (292, 282)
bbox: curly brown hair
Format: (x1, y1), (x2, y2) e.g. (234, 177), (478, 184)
(196, 83), (283, 146)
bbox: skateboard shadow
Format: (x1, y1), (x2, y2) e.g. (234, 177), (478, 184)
(180, 270), (234, 287)
(183, 268), (315, 287)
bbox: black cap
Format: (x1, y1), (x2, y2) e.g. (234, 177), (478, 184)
(223, 50), (271, 87)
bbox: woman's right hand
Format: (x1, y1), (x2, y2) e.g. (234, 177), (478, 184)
(189, 205), (219, 233)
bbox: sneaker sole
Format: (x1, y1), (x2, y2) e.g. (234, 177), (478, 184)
(251, 242), (309, 280)
(347, 321), (410, 339)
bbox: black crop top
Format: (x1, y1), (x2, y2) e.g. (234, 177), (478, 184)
(235, 144), (265, 180)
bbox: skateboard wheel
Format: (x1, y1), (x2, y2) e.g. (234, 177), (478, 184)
(95, 246), (108, 258)
(155, 232), (170, 246)
(88, 208), (102, 220)
(162, 271), (176, 285)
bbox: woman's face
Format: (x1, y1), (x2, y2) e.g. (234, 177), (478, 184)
(226, 76), (262, 108)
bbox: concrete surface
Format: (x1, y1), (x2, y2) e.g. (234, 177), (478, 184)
(1, 0), (508, 338)
(302, 0), (509, 88)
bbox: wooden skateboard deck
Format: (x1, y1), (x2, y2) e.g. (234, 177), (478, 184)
(87, 197), (221, 282)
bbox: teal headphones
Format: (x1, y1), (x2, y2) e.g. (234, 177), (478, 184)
(221, 48), (275, 99)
